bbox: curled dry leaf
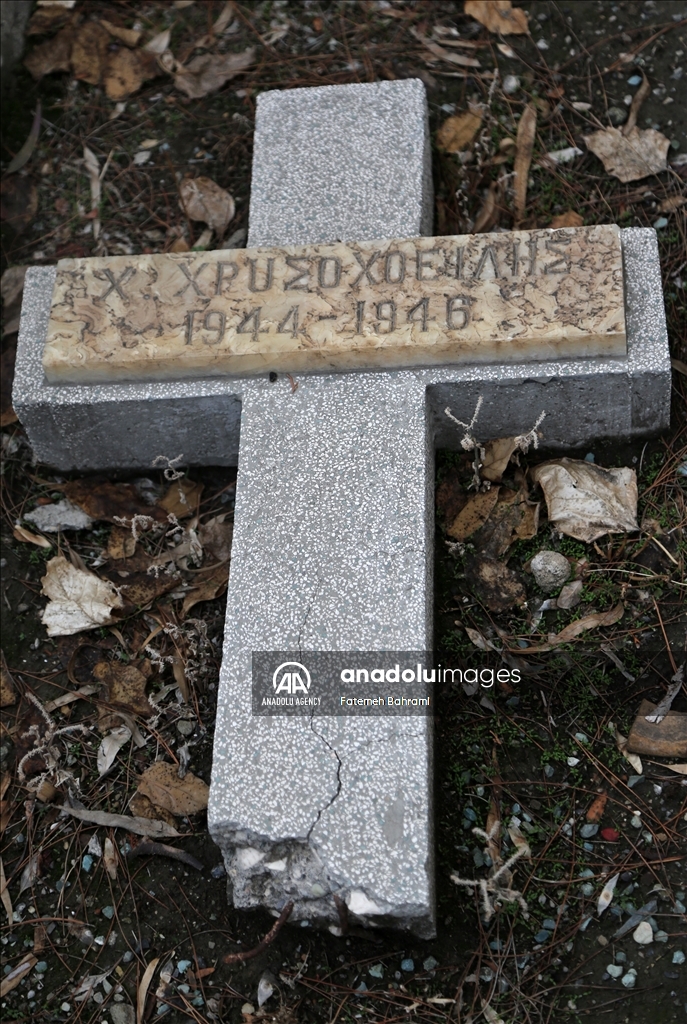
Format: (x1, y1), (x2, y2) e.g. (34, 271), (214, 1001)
(24, 26), (73, 78)
(40, 556), (124, 637)
(609, 722), (643, 774)
(584, 126), (670, 183)
(71, 21), (110, 85)
(447, 488), (500, 541)
(0, 955), (37, 997)
(138, 957), (161, 1024)
(129, 792), (178, 830)
(173, 47), (255, 99)
(144, 28), (172, 54)
(100, 20), (142, 47)
(464, 0), (529, 35)
(537, 603), (624, 650)
(531, 459), (638, 542)
(198, 515), (233, 562)
(436, 109), (482, 153)
(97, 726), (132, 776)
(136, 761), (209, 817)
(179, 177), (235, 238)
(159, 478), (203, 518)
(95, 661), (154, 720)
(597, 871), (620, 916)
(104, 48), (158, 101)
(13, 525), (51, 549)
(103, 837), (117, 879)
(514, 103), (537, 224)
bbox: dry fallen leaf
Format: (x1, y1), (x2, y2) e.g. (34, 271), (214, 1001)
(63, 804), (180, 838)
(447, 488), (500, 541)
(41, 556), (124, 636)
(465, 554), (527, 613)
(415, 34), (481, 68)
(129, 791), (179, 830)
(436, 109), (483, 153)
(584, 126), (670, 183)
(0, 857), (13, 926)
(0, 655), (16, 708)
(173, 47), (255, 99)
(107, 525), (136, 560)
(138, 958), (161, 1024)
(658, 195), (686, 214)
(465, 0), (529, 35)
(97, 726), (132, 776)
(24, 26), (73, 78)
(179, 177), (235, 239)
(662, 763), (687, 775)
(473, 179), (502, 233)
(100, 19), (142, 47)
(514, 103), (537, 223)
(12, 525), (51, 549)
(95, 661), (154, 719)
(104, 48), (158, 101)
(550, 210), (584, 228)
(531, 459), (638, 543)
(62, 479), (167, 524)
(159, 478), (203, 518)
(626, 700), (687, 758)
(71, 21), (110, 85)
(546, 603), (624, 646)
(198, 514), (233, 562)
(481, 437), (518, 483)
(137, 761), (209, 817)
(597, 872), (619, 916)
(610, 722), (643, 774)
(586, 792), (608, 822)
(103, 837), (118, 880)
(181, 562), (229, 617)
(0, 954), (37, 997)
(474, 487), (539, 558)
(144, 28), (172, 54)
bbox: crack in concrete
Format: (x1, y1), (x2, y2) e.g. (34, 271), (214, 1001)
(306, 713), (343, 842)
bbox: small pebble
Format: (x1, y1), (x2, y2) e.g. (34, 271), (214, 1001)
(102, 906), (114, 919)
(654, 930), (669, 943)
(535, 930), (552, 943)
(401, 959), (414, 972)
(423, 956), (439, 971)
(621, 969), (637, 989)
(630, 815), (642, 828)
(35, 961), (47, 972)
(177, 960), (192, 973)
(580, 823), (599, 839)
(368, 964), (384, 979)
(673, 950), (686, 965)
(615, 951), (627, 963)
(531, 550), (570, 592)
(597, 935), (609, 947)
(503, 74), (520, 94)
(61, 1004), (71, 1014)
(544, 765), (554, 778)
(542, 918), (556, 931)
(607, 964), (623, 978)
(633, 921), (653, 945)
(81, 854), (94, 873)
(176, 720), (194, 736)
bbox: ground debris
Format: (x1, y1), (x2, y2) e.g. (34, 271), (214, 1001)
(531, 459), (638, 542)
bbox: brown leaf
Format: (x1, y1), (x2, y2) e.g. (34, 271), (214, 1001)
(465, 555), (527, 613)
(474, 487), (539, 558)
(179, 177), (235, 239)
(437, 110), (483, 153)
(173, 47), (255, 99)
(481, 438), (518, 483)
(28, 5), (73, 34)
(137, 761), (209, 817)
(0, 954), (36, 997)
(0, 655), (16, 708)
(129, 792), (178, 830)
(464, 0), (529, 35)
(181, 563), (229, 617)
(71, 22), (110, 85)
(544, 603), (624, 647)
(116, 571), (181, 611)
(624, 72), (651, 135)
(107, 525), (136, 560)
(94, 661), (154, 719)
(411, 29), (481, 67)
(550, 210), (584, 228)
(103, 47), (158, 101)
(198, 515), (233, 562)
(626, 700), (687, 758)
(24, 27), (73, 78)
(514, 103), (537, 223)
(100, 19), (142, 47)
(473, 179), (501, 233)
(138, 958), (161, 1024)
(583, 126), (670, 183)
(447, 488), (500, 541)
(13, 525), (51, 549)
(159, 479), (203, 519)
(586, 792), (608, 822)
(62, 479), (167, 524)
(658, 195), (686, 214)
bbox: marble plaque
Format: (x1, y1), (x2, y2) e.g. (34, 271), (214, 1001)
(42, 225), (626, 384)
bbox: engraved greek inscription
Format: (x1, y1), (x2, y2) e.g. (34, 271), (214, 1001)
(455, 246), (465, 279)
(407, 298), (430, 332)
(277, 306), (300, 338)
(176, 262), (209, 298)
(355, 300), (365, 334)
(526, 238), (537, 276)
(511, 240), (521, 277)
(237, 307), (266, 342)
(203, 310), (226, 346)
(95, 266), (136, 302)
(247, 257), (275, 293)
(184, 310), (202, 345)
(446, 296), (471, 330)
(351, 250), (381, 287)
(416, 248), (442, 281)
(375, 301), (397, 335)
(318, 256), (342, 289)
(384, 250), (406, 285)
(544, 235), (572, 273)
(473, 245), (499, 280)
(215, 261), (239, 296)
(284, 256), (311, 291)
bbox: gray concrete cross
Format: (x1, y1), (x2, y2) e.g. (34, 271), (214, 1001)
(14, 79), (670, 938)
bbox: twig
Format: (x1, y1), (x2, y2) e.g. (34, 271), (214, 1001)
(127, 842), (203, 871)
(653, 597), (678, 674)
(223, 901), (294, 963)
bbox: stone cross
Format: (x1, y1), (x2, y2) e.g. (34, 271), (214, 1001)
(14, 80), (670, 938)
